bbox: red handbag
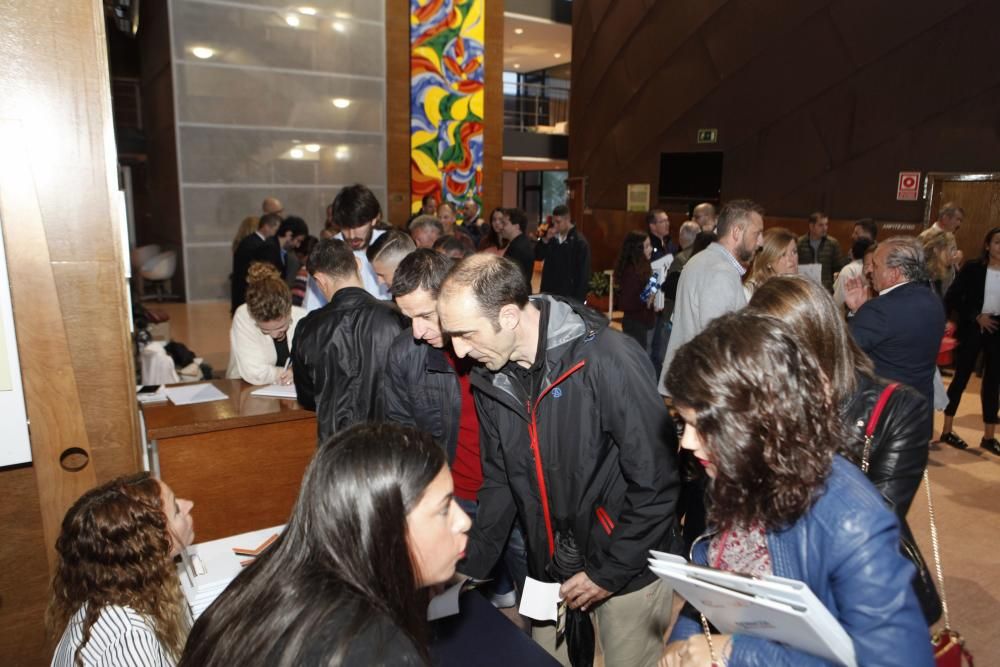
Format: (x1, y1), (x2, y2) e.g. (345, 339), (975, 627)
(923, 470), (974, 666)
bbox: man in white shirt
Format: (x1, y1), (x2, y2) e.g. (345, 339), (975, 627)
(304, 184), (391, 311)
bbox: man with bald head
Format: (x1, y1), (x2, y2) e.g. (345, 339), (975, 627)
(261, 197), (284, 218)
(692, 202), (717, 233)
(437, 254), (682, 666)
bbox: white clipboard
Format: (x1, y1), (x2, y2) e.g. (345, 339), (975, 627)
(649, 551), (856, 667)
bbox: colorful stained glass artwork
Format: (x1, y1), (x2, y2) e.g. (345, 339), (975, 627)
(410, 0), (484, 214)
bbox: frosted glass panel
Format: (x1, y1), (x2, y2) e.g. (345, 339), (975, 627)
(179, 127), (385, 186)
(169, 0), (385, 300)
(173, 2), (384, 77)
(182, 185), (387, 244)
(175, 64), (384, 131)
(174, 0), (383, 22)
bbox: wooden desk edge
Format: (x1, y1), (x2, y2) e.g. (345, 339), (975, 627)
(145, 407), (313, 440)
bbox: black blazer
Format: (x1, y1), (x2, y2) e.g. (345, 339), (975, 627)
(849, 281), (945, 407)
(231, 233), (266, 313)
(253, 236), (287, 279)
(945, 259), (988, 339)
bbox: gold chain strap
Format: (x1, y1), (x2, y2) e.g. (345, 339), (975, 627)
(923, 469), (950, 630)
(700, 613), (723, 666)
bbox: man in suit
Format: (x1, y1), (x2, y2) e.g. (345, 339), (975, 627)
(845, 236), (946, 420)
(231, 212), (281, 314)
(254, 216), (308, 280)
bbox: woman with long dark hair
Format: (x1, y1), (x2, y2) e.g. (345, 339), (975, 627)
(478, 207), (508, 254)
(179, 423), (471, 666)
(48, 473), (194, 666)
(940, 226), (1000, 455)
(615, 230), (655, 349)
(660, 312), (932, 666)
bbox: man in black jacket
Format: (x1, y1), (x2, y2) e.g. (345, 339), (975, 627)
(291, 238), (407, 442)
(536, 204), (591, 302)
(385, 249), (527, 607)
(498, 208), (536, 289)
(437, 254), (682, 666)
(231, 212), (280, 314)
(254, 216), (309, 280)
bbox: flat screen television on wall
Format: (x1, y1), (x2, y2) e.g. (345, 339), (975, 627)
(658, 152), (723, 200)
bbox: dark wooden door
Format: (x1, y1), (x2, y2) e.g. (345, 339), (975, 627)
(926, 174), (1000, 264)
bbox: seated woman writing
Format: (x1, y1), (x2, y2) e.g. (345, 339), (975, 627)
(48, 474), (195, 666)
(227, 262), (306, 385)
(660, 312), (932, 667)
(179, 422), (471, 666)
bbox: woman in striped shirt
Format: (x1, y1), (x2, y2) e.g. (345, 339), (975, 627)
(47, 473), (194, 666)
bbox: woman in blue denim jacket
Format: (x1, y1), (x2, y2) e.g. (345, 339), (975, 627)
(660, 311), (933, 667)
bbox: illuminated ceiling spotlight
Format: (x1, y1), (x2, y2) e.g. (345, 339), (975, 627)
(332, 21), (346, 32)
(514, 28), (524, 35)
(290, 148), (305, 159)
(191, 46), (215, 59)
(553, 53), (562, 59)
(334, 145), (351, 161)
(285, 14), (301, 27)
(513, 63), (521, 69)
(333, 11), (352, 19)
(305, 143), (321, 152)
(331, 97), (351, 109)
(298, 6), (317, 15)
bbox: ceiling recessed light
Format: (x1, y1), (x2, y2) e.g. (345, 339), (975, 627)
(334, 11), (352, 19)
(335, 145), (351, 161)
(554, 53), (562, 59)
(290, 148), (304, 159)
(285, 14), (301, 27)
(332, 21), (346, 32)
(305, 143), (321, 152)
(514, 28), (524, 35)
(513, 63), (521, 69)
(191, 46), (215, 59)
(298, 6), (317, 15)
(331, 97), (351, 109)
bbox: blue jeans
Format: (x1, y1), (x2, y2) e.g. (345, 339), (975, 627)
(649, 313), (671, 377)
(456, 496), (528, 599)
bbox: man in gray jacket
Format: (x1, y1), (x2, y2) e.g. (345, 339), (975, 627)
(658, 200), (763, 395)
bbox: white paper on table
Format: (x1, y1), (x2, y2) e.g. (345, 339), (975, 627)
(164, 383), (228, 406)
(251, 384), (297, 399)
(798, 263), (823, 285)
(518, 576), (562, 622)
(427, 576), (470, 621)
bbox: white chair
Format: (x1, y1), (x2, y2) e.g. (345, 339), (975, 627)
(131, 244), (161, 274)
(140, 250), (177, 301)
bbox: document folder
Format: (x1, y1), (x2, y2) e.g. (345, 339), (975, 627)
(649, 551), (856, 667)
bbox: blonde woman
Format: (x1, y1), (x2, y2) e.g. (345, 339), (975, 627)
(227, 262), (306, 385)
(743, 227), (798, 297)
(921, 229), (959, 300)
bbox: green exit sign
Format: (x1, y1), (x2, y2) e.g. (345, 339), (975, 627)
(697, 129), (718, 144)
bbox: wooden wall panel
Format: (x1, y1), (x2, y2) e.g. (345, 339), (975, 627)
(0, 0), (142, 663)
(570, 0), (1000, 225)
(385, 0), (504, 228)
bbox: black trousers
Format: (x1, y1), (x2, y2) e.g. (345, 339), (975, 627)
(945, 322), (1000, 424)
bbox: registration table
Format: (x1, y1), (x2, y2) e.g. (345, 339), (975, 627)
(141, 379), (317, 542)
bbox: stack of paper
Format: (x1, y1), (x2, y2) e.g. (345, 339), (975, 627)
(178, 525), (284, 620)
(164, 383), (228, 406)
(250, 383), (297, 399)
(135, 385), (168, 404)
(648, 551), (857, 667)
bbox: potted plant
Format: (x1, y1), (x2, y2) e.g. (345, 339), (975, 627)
(586, 271), (611, 312)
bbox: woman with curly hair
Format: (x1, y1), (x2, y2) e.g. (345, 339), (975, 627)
(922, 229), (959, 301)
(742, 227), (798, 297)
(660, 311), (932, 666)
(226, 261), (306, 385)
(179, 422), (470, 666)
(615, 230), (655, 349)
(48, 473), (194, 666)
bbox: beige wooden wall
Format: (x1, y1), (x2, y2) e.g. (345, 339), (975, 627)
(0, 1), (141, 663)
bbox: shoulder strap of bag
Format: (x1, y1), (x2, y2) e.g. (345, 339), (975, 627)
(924, 469), (951, 631)
(861, 383), (899, 473)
